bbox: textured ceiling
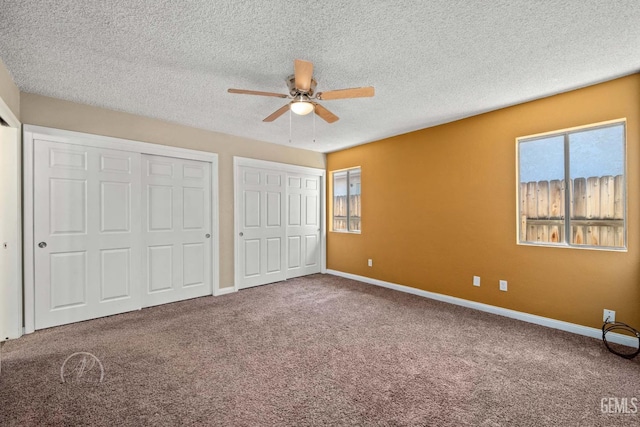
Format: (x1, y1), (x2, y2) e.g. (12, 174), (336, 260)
(1, 1), (639, 153)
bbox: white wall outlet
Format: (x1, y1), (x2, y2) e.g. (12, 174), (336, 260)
(603, 309), (615, 323)
(499, 280), (508, 292)
(473, 276), (481, 287)
(368, 259), (373, 267)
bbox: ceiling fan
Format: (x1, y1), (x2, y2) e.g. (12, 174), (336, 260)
(228, 59), (374, 124)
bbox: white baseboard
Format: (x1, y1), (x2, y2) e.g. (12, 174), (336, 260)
(326, 269), (638, 349)
(214, 286), (236, 297)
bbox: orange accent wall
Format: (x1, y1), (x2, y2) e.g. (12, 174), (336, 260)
(327, 74), (640, 330)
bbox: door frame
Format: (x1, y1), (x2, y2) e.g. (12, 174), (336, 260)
(233, 156), (326, 291)
(0, 95), (22, 341)
(23, 125), (220, 334)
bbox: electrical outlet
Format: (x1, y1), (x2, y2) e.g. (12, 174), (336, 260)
(499, 280), (508, 292)
(603, 309), (615, 323)
(368, 259), (373, 267)
(473, 276), (481, 287)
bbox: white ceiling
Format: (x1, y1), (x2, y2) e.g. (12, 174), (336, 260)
(1, 1), (639, 153)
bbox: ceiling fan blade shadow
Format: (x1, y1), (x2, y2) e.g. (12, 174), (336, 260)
(294, 59), (314, 92)
(317, 86), (375, 100)
(263, 104), (291, 122)
(228, 88), (288, 98)
(314, 103), (339, 123)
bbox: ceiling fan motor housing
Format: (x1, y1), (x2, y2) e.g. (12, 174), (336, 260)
(287, 74), (317, 96)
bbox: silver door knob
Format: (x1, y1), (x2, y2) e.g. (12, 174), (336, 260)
(239, 232), (244, 237)
(38, 242), (47, 248)
(205, 234), (211, 238)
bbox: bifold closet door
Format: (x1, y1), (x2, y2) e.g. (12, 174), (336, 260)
(0, 126), (22, 340)
(34, 140), (142, 329)
(142, 155), (212, 307)
(236, 166), (287, 289)
(286, 174), (321, 278)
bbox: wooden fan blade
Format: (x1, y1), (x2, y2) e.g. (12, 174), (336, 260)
(294, 59), (314, 92)
(228, 88), (288, 98)
(314, 103), (339, 123)
(263, 104), (291, 122)
(316, 86), (375, 100)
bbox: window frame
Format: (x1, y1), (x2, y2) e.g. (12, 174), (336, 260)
(331, 166), (362, 233)
(516, 119), (627, 251)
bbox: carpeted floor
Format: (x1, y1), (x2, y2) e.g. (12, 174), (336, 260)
(1, 274), (639, 426)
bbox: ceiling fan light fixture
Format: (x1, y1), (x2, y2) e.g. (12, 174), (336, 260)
(290, 94), (314, 115)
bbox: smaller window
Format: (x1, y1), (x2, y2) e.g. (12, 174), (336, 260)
(332, 167), (361, 232)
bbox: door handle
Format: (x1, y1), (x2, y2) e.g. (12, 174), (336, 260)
(205, 234), (211, 238)
(38, 242), (47, 248)
(239, 232), (244, 237)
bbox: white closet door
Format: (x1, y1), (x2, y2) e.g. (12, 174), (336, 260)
(237, 166), (286, 289)
(34, 140), (141, 329)
(0, 126), (21, 340)
(142, 155), (212, 307)
(286, 174), (321, 278)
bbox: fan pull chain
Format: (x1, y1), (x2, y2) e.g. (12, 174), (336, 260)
(313, 108), (316, 143)
(289, 108), (292, 144)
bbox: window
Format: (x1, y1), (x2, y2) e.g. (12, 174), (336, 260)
(332, 167), (361, 232)
(517, 121), (625, 249)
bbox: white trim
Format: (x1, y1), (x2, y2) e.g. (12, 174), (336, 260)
(233, 157), (240, 292)
(23, 132), (35, 334)
(209, 155), (220, 298)
(233, 156), (326, 290)
(234, 156), (325, 177)
(23, 125), (216, 162)
(326, 269), (639, 349)
(23, 125), (221, 333)
(320, 172), (327, 273)
(516, 118), (627, 142)
(213, 286), (236, 296)
(330, 165), (362, 174)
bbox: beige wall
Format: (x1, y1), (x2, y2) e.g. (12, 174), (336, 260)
(327, 74), (640, 330)
(20, 93), (326, 288)
(0, 58), (20, 121)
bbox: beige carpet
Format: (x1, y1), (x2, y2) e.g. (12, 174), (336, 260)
(1, 274), (638, 426)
